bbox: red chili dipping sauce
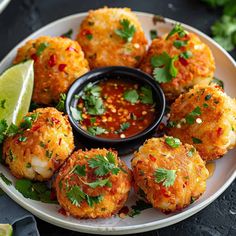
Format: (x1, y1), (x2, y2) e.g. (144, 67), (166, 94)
(72, 79), (156, 139)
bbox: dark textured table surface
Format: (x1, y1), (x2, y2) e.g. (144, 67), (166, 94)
(0, 0), (236, 235)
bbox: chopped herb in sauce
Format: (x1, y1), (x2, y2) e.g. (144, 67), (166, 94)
(115, 19), (136, 42)
(61, 29), (73, 38)
(150, 29), (158, 40)
(165, 137), (181, 148)
(151, 52), (178, 83)
(140, 86), (153, 104)
(192, 137), (202, 144)
(115, 122), (130, 134)
(154, 167), (177, 187)
(123, 89), (139, 104)
(70, 106), (82, 121)
(87, 126), (106, 136)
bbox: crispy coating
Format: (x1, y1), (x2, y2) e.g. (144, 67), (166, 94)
(140, 32), (215, 101)
(14, 36), (89, 105)
(3, 107), (75, 181)
(76, 7), (147, 69)
(55, 148), (132, 219)
(167, 85), (236, 160)
(131, 137), (209, 212)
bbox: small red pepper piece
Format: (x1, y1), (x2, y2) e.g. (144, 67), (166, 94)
(48, 54), (57, 67)
(31, 125), (41, 131)
(51, 117), (60, 124)
(58, 64), (67, 72)
(31, 53), (38, 62)
(58, 138), (62, 146)
(66, 46), (78, 53)
(149, 154), (156, 162)
(179, 57), (188, 66)
(217, 127), (223, 136)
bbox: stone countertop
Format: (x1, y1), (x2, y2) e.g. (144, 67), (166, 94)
(0, 0), (235, 235)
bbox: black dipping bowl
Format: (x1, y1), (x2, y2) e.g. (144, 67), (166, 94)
(66, 66), (165, 155)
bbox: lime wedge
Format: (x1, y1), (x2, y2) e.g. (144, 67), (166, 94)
(0, 60), (34, 126)
(0, 224), (13, 236)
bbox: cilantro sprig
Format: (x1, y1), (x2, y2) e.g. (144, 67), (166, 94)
(56, 93), (66, 112)
(166, 23), (187, 40)
(88, 152), (120, 176)
(123, 90), (139, 104)
(115, 122), (130, 134)
(87, 126), (106, 136)
(151, 52), (179, 83)
(115, 19), (136, 42)
(154, 168), (177, 187)
(66, 185), (103, 207)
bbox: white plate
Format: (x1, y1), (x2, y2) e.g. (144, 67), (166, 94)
(0, 0), (11, 14)
(0, 12), (236, 235)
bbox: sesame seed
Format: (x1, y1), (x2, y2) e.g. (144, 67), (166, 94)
(196, 118), (202, 124)
(177, 123), (181, 128)
(120, 134), (126, 139)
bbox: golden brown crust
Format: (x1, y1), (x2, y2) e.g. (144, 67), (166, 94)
(167, 85), (236, 160)
(55, 148), (132, 219)
(14, 36), (89, 105)
(76, 7), (147, 69)
(140, 33), (215, 101)
(3, 107), (75, 181)
(131, 137), (209, 212)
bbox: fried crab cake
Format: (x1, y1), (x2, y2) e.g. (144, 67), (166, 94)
(55, 148), (132, 219)
(14, 36), (89, 105)
(167, 85), (236, 161)
(3, 107), (74, 181)
(140, 24), (215, 101)
(131, 137), (209, 212)
(76, 7), (147, 69)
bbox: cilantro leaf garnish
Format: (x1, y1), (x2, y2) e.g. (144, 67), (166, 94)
(210, 77), (224, 89)
(61, 29), (73, 38)
(180, 50), (192, 59)
(0, 119), (8, 143)
(129, 199), (152, 217)
(115, 122), (130, 134)
(0, 173), (12, 186)
(87, 126), (106, 136)
(154, 168), (177, 187)
(173, 40), (188, 48)
(80, 83), (105, 115)
(123, 90), (139, 104)
(185, 106), (202, 124)
(151, 52), (179, 83)
(66, 186), (86, 206)
(0, 99), (6, 109)
(74, 164), (86, 176)
(165, 137), (181, 148)
(166, 23), (187, 40)
(140, 86), (153, 104)
(86, 178), (111, 188)
(6, 124), (19, 137)
(192, 137), (202, 144)
(150, 30), (158, 40)
(19, 113), (38, 130)
(115, 19), (136, 42)
(67, 186), (103, 207)
(36, 42), (49, 56)
(15, 179), (57, 203)
(70, 106), (83, 121)
(88, 152), (120, 176)
(56, 93), (66, 112)
(187, 147), (196, 157)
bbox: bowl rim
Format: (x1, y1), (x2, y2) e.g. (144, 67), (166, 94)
(65, 66), (166, 144)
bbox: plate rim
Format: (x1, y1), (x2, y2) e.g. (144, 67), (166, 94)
(0, 11), (236, 234)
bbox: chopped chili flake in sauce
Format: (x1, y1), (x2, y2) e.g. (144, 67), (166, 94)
(76, 79), (156, 139)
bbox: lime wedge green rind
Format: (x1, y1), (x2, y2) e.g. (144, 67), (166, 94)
(0, 224), (13, 236)
(0, 60), (34, 126)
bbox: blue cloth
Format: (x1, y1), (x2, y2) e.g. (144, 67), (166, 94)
(0, 191), (40, 236)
